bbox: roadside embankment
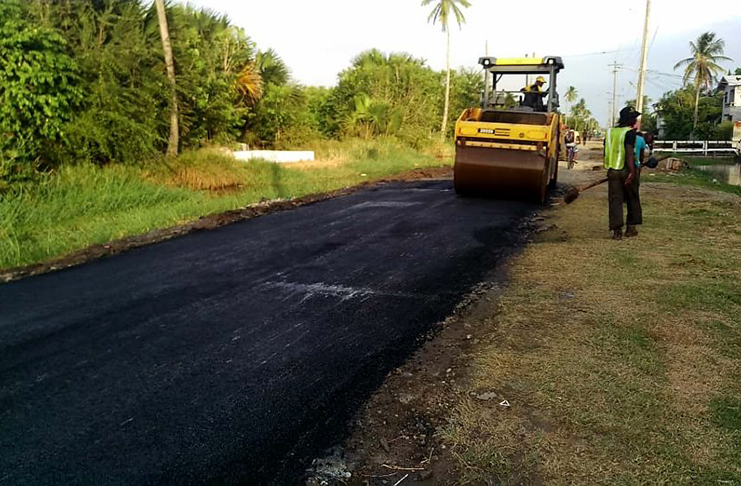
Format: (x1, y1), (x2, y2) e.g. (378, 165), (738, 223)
(0, 138), (452, 276)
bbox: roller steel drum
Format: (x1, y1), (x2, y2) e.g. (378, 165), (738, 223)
(454, 146), (549, 203)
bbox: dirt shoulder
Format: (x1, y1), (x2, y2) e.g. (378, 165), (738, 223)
(333, 153), (741, 485)
(0, 166), (451, 283)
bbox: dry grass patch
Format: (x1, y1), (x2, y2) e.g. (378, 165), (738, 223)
(442, 182), (741, 484)
(284, 157), (347, 171)
(145, 148), (254, 191)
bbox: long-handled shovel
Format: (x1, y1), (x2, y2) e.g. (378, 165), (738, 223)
(563, 153), (672, 205)
(564, 177), (608, 204)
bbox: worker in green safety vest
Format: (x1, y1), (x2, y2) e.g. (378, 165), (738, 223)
(604, 107), (641, 240)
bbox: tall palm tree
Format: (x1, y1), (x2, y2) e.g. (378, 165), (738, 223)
(255, 49), (290, 87)
(563, 86), (577, 126)
(564, 86), (578, 104)
(154, 0), (179, 157)
(421, 0), (471, 136)
(674, 32), (732, 131)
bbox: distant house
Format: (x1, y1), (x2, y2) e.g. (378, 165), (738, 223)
(718, 76), (741, 123)
(653, 103), (668, 139)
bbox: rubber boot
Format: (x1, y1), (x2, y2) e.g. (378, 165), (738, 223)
(625, 226), (638, 238)
(612, 229), (623, 240)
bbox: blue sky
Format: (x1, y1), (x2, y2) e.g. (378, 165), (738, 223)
(187, 0), (741, 124)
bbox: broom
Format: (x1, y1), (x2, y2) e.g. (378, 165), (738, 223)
(564, 154), (672, 205)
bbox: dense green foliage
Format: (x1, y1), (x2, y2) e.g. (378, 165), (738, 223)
(0, 1), (482, 186)
(1, 0), (256, 178)
(655, 87), (727, 140)
(0, 1), (83, 181)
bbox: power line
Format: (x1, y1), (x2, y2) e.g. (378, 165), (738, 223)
(648, 69), (684, 79)
(622, 66), (685, 80)
(564, 48), (624, 58)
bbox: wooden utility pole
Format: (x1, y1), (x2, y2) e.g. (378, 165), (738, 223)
(609, 62), (622, 126)
(635, 0), (652, 114)
(484, 40), (491, 101)
(155, 0), (179, 157)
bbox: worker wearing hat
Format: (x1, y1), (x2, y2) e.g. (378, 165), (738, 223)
(604, 106), (641, 240)
(521, 76), (548, 111)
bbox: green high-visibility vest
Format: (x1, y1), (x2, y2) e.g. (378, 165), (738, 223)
(604, 127), (631, 170)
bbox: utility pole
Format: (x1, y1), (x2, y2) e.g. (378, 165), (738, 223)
(525, 53), (529, 87)
(636, 0), (652, 113)
(609, 62), (622, 127)
(485, 40), (491, 101)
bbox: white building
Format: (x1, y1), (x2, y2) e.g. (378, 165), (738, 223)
(718, 75), (741, 123)
(718, 76), (741, 143)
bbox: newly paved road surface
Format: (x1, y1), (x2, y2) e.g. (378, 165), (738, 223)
(0, 180), (535, 484)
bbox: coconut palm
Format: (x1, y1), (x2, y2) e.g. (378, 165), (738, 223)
(154, 0), (179, 157)
(563, 86), (578, 126)
(421, 0), (471, 136)
(674, 32), (732, 131)
(564, 86), (578, 104)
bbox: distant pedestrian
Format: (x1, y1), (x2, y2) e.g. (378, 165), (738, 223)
(565, 128), (577, 169)
(604, 107), (641, 240)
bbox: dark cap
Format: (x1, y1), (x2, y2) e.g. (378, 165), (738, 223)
(619, 106), (641, 125)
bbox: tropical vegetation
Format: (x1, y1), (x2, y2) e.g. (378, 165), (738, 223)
(674, 31), (732, 131)
(0, 0), (481, 189)
(654, 88), (730, 140)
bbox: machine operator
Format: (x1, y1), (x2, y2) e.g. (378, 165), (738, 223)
(520, 76), (548, 111)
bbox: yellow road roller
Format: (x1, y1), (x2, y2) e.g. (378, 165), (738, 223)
(454, 56), (565, 203)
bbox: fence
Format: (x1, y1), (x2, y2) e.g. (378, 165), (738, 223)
(652, 140), (739, 157)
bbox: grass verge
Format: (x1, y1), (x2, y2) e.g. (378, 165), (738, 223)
(0, 138), (451, 270)
(441, 180), (741, 484)
(649, 156), (741, 198)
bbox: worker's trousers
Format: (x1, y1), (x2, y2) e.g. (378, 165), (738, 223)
(607, 167), (642, 231)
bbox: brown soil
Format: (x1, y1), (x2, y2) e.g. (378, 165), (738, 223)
(0, 166), (452, 284)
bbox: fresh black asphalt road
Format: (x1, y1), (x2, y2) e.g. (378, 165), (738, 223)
(0, 180), (535, 484)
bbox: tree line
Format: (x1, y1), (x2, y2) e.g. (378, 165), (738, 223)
(0, 0), (482, 185)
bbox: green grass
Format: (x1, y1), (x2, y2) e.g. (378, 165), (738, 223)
(683, 157), (739, 167)
(441, 179), (741, 484)
(650, 162), (741, 198)
(710, 396), (741, 431)
(0, 138), (450, 270)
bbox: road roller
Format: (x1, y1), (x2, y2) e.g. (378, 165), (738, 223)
(454, 56), (565, 203)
